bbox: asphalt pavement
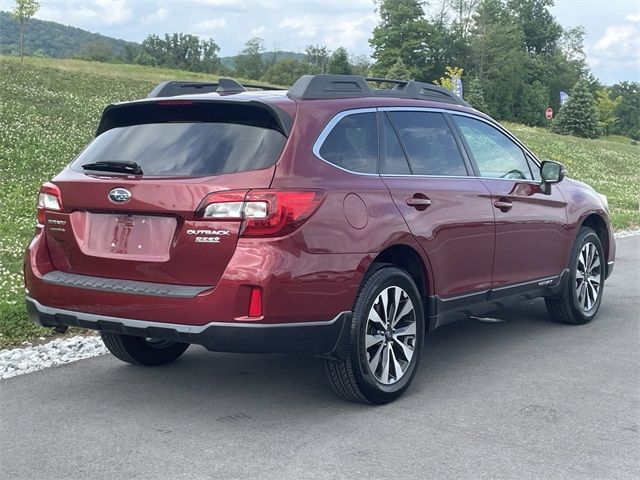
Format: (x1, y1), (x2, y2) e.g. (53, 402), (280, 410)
(1, 236), (639, 480)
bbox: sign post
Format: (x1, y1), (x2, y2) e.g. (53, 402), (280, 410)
(545, 107), (553, 130)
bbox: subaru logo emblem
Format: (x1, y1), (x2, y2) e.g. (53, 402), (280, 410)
(108, 188), (131, 203)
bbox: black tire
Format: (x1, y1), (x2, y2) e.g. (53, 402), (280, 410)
(325, 265), (425, 404)
(100, 331), (189, 366)
(545, 227), (605, 325)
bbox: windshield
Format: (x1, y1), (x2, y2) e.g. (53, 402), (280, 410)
(71, 121), (287, 177)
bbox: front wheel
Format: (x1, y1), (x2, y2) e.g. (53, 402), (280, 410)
(325, 265), (425, 404)
(100, 331), (189, 366)
(546, 227), (605, 325)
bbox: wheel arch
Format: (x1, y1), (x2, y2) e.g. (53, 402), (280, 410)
(369, 244), (435, 328)
(580, 213), (610, 275)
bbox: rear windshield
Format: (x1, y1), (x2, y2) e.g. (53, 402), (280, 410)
(71, 103), (287, 177)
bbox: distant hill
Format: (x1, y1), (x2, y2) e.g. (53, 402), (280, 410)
(0, 11), (134, 58)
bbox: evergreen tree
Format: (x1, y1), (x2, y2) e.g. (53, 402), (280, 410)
(369, 0), (434, 81)
(327, 47), (352, 75)
(552, 80), (599, 138)
(464, 77), (489, 112)
(386, 58), (411, 80)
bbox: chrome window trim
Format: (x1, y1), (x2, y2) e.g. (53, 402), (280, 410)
(312, 107), (380, 176)
(311, 106), (544, 184)
(449, 111), (542, 169)
(379, 106), (448, 114)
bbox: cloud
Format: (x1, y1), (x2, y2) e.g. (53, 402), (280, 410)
(192, 18), (227, 38)
(37, 0), (133, 27)
(588, 22), (640, 81)
(626, 13), (640, 22)
(279, 16), (318, 38)
(95, 0), (133, 25)
(594, 25), (637, 51)
(323, 14), (377, 50)
(141, 6), (169, 25)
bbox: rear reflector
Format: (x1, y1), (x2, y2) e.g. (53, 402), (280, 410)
(199, 189), (325, 238)
(248, 287), (263, 317)
(37, 182), (62, 225)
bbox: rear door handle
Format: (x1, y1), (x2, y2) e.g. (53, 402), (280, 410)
(406, 195), (431, 210)
(493, 199), (513, 212)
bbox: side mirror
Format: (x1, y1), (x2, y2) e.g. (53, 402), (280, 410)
(539, 161), (565, 194)
(540, 160), (565, 184)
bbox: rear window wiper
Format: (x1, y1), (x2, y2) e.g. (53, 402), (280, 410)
(82, 161), (143, 175)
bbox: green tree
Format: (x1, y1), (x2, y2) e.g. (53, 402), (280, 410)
(262, 59), (312, 86)
(327, 47), (352, 75)
(595, 88), (622, 136)
(11, 0), (40, 62)
(520, 80), (549, 126)
(468, 0), (526, 119)
(305, 44), (330, 73)
(140, 33), (220, 73)
(233, 37), (265, 80)
(552, 79), (599, 138)
(464, 77), (489, 112)
(610, 82), (640, 140)
(507, 0), (562, 55)
(386, 58), (411, 80)
(349, 54), (371, 76)
(369, 0), (434, 81)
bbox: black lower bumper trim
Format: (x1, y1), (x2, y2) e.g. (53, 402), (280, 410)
(26, 297), (351, 358)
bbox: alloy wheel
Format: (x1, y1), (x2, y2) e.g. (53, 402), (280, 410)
(576, 242), (601, 311)
(364, 286), (417, 385)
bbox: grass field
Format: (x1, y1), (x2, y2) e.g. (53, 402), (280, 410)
(0, 55), (638, 348)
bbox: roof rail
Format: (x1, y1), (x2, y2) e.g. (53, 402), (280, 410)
(147, 79), (285, 98)
(287, 75), (469, 107)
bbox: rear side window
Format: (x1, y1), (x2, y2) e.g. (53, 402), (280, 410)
(381, 114), (411, 175)
(388, 112), (467, 176)
(318, 112), (378, 174)
(453, 115), (533, 180)
(72, 103), (287, 177)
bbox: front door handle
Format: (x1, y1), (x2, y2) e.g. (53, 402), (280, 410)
(493, 199), (513, 212)
(406, 195), (431, 211)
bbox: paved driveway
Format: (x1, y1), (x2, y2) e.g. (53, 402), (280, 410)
(1, 236), (638, 480)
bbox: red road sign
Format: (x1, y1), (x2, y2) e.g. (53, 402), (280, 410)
(545, 107), (553, 120)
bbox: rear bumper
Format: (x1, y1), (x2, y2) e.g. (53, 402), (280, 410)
(26, 297), (352, 357)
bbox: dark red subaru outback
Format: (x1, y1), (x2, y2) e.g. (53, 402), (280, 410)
(25, 75), (615, 403)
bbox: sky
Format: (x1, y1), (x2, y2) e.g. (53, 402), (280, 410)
(1, 0), (638, 84)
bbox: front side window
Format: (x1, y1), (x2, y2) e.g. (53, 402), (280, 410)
(453, 116), (533, 180)
(318, 112), (378, 174)
(387, 111), (467, 176)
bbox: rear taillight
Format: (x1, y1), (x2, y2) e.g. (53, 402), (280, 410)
(199, 189), (325, 238)
(36, 182), (62, 225)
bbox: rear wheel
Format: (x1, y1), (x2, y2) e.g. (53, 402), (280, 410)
(325, 266), (425, 404)
(100, 331), (189, 366)
(545, 227), (605, 325)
